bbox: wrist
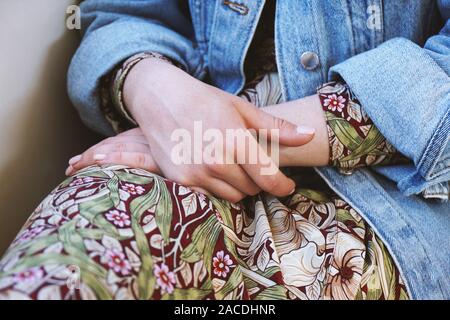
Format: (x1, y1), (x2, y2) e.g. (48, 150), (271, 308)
(123, 56), (175, 120)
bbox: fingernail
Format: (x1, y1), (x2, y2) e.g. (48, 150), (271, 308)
(65, 166), (73, 176)
(68, 155), (82, 165)
(93, 154), (106, 161)
(296, 126), (315, 135)
(289, 187), (296, 195)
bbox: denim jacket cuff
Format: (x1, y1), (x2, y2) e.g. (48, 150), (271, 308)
(328, 37), (450, 196)
(68, 18), (202, 136)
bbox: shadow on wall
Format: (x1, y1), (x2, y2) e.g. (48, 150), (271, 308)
(0, 29), (100, 254)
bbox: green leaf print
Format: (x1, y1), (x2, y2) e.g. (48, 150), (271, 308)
(326, 113), (363, 150)
(254, 285), (288, 300)
(114, 171), (153, 185)
(132, 216), (156, 300)
(339, 126), (385, 162)
(78, 194), (120, 237)
(180, 215), (222, 275)
(131, 210), (156, 300)
(107, 175), (121, 208)
(215, 267), (245, 300)
(336, 209), (365, 228)
(297, 188), (330, 204)
(129, 177), (173, 244)
(210, 197), (248, 268)
(161, 288), (211, 300)
(154, 181), (173, 244)
(58, 220), (87, 253)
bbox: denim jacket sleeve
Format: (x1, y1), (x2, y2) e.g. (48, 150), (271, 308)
(67, 0), (203, 136)
(328, 0), (450, 197)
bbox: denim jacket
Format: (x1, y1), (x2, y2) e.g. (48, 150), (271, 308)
(68, 0), (450, 299)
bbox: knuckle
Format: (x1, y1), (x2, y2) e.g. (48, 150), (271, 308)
(103, 137), (115, 145)
(247, 187), (261, 196)
(114, 152), (125, 162)
(177, 173), (194, 187)
(207, 163), (226, 176)
(228, 193), (244, 203)
(134, 153), (147, 167)
(261, 175), (281, 192)
(113, 143), (127, 152)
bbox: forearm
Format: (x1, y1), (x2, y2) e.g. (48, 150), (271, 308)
(264, 82), (406, 170)
(263, 94), (330, 167)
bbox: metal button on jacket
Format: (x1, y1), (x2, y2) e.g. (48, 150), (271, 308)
(300, 51), (320, 70)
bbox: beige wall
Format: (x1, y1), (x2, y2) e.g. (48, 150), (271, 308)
(0, 1), (99, 254)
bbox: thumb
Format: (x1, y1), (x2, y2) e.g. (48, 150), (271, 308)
(237, 101), (315, 147)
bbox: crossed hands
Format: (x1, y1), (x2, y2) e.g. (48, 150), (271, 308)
(66, 58), (323, 202)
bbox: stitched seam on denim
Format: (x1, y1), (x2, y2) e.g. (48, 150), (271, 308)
(274, 6), (287, 102)
(315, 167), (446, 298)
(358, 170), (446, 297)
(189, 0), (208, 51)
(236, 1), (266, 95)
(309, 0), (325, 82)
(207, 0), (222, 83)
(418, 107), (450, 179)
(344, 0), (357, 57)
(379, 0), (385, 43)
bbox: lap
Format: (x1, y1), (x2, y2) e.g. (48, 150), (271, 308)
(0, 165), (407, 300)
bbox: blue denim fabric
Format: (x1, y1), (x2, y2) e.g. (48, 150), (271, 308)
(68, 0), (450, 299)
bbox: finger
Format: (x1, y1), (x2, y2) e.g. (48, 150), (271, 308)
(116, 128), (144, 137)
(201, 177), (247, 203)
(223, 128), (295, 197)
(95, 151), (161, 174)
(67, 134), (149, 169)
(189, 186), (212, 197)
(71, 142), (151, 172)
(235, 99), (315, 146)
(208, 164), (260, 196)
(99, 135), (149, 146)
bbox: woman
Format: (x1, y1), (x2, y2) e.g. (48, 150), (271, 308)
(0, 0), (448, 300)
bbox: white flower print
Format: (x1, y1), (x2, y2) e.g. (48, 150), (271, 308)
(279, 242), (324, 287)
(323, 233), (365, 300)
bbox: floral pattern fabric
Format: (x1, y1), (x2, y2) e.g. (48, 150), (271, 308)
(0, 71), (408, 300)
(318, 82), (407, 172)
(0, 166), (408, 300)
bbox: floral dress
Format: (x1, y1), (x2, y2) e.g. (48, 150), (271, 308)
(0, 4), (409, 300)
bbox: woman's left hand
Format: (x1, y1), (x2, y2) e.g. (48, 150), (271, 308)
(65, 128), (161, 176)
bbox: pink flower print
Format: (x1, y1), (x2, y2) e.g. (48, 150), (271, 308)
(121, 183), (145, 195)
(213, 250), (233, 278)
(154, 263), (176, 294)
(16, 226), (45, 243)
(13, 267), (44, 285)
(103, 248), (132, 276)
(105, 209), (131, 228)
(323, 94), (346, 112)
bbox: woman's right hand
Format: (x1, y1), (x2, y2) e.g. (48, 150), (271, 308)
(98, 58), (314, 202)
(122, 57), (315, 202)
